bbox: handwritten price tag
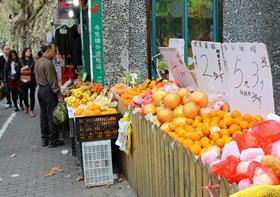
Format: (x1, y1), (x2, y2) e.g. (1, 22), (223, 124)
(169, 38), (185, 60)
(222, 43), (275, 117)
(159, 47), (197, 90)
(191, 41), (228, 96)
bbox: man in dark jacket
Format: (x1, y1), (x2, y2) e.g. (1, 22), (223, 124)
(0, 45), (11, 107)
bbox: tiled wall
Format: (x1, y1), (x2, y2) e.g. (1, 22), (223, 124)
(223, 0), (280, 114)
(102, 0), (148, 86)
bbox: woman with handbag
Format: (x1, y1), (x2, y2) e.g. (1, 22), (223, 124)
(4, 50), (22, 112)
(21, 48), (36, 117)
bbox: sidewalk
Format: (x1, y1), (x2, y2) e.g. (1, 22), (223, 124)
(0, 101), (136, 197)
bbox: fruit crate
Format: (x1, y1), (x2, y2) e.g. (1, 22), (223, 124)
(82, 140), (114, 187)
(75, 114), (121, 142)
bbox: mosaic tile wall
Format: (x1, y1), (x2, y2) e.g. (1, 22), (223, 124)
(128, 0), (148, 82)
(102, 0), (148, 85)
(223, 0), (280, 114)
(102, 0), (129, 85)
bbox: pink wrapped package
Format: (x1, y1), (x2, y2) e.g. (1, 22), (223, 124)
(201, 151), (219, 166)
(240, 148), (264, 162)
(271, 140), (280, 157)
(238, 178), (252, 191)
(221, 141), (240, 161)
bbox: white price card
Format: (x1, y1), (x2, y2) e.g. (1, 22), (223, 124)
(159, 47), (197, 90)
(222, 43), (275, 117)
(169, 38), (185, 60)
(191, 41), (228, 96)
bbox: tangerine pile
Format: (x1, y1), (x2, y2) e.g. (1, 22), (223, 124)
(90, 83), (104, 93)
(120, 79), (168, 105)
(161, 110), (263, 156)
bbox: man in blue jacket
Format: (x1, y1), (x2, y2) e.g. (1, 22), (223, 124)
(0, 45), (11, 107)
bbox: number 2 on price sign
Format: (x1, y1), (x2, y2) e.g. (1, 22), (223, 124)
(201, 54), (212, 78)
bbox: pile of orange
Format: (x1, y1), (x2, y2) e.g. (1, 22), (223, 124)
(90, 83), (104, 93)
(162, 110), (263, 156)
(120, 79), (169, 105)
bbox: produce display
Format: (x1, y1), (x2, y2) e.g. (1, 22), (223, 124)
(114, 78), (280, 192)
(64, 81), (118, 116)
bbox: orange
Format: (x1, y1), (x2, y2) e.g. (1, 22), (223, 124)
(240, 121), (249, 129)
(178, 137), (185, 144)
(210, 110), (218, 118)
(169, 122), (177, 131)
(175, 128), (186, 137)
(192, 120), (200, 128)
(203, 128), (210, 135)
(196, 123), (203, 131)
(220, 129), (230, 137)
(191, 132), (201, 141)
(210, 132), (220, 141)
(219, 120), (227, 129)
(255, 115), (263, 121)
(203, 117), (211, 123)
(216, 138), (225, 148)
(217, 110), (225, 119)
(190, 144), (201, 155)
(195, 116), (202, 122)
(200, 137), (210, 148)
(224, 136), (233, 144)
(229, 124), (241, 134)
(185, 125), (195, 132)
(210, 120), (218, 127)
(224, 117), (233, 126)
(194, 140), (201, 146)
(242, 114), (253, 122)
(183, 139), (193, 149)
(201, 113), (211, 120)
(231, 111), (241, 118)
(184, 132), (193, 139)
(186, 118), (194, 125)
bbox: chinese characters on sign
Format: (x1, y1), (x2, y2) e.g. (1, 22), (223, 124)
(159, 47), (197, 90)
(222, 43), (274, 117)
(191, 41), (228, 97)
(89, 0), (104, 85)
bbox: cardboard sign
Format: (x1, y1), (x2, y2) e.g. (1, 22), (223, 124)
(222, 43), (274, 117)
(191, 41), (228, 97)
(169, 38), (185, 60)
(159, 47), (196, 90)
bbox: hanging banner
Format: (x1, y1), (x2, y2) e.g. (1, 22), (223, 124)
(222, 43), (274, 117)
(191, 41), (228, 97)
(80, 0), (90, 81)
(88, 0), (105, 85)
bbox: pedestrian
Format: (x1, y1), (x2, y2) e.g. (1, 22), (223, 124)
(4, 50), (22, 112)
(21, 47), (36, 117)
(0, 45), (12, 107)
(34, 44), (64, 148)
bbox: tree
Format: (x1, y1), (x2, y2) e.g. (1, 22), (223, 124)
(0, 0), (57, 52)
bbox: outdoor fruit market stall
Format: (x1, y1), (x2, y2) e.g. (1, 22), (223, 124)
(63, 41), (280, 196)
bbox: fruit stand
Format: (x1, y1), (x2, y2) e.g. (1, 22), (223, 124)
(63, 42), (280, 196)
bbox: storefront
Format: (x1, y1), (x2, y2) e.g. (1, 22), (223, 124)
(151, 0), (220, 65)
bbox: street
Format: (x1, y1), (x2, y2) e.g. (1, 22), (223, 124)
(0, 101), (136, 197)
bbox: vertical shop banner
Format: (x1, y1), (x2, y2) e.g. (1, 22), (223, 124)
(191, 41), (228, 97)
(88, 0), (105, 85)
(222, 43), (274, 117)
(159, 47), (197, 90)
(80, 0), (90, 81)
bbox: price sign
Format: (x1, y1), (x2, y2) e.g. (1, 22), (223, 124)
(159, 47), (197, 90)
(222, 43), (275, 117)
(169, 38), (185, 60)
(191, 41), (228, 96)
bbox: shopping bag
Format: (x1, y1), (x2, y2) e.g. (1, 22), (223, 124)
(53, 101), (68, 125)
(0, 84), (5, 100)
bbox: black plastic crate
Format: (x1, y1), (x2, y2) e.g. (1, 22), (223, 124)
(75, 114), (121, 142)
(69, 118), (75, 138)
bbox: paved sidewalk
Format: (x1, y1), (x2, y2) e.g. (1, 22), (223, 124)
(0, 101), (136, 197)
